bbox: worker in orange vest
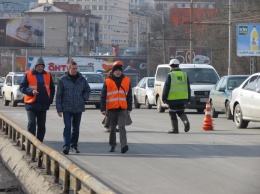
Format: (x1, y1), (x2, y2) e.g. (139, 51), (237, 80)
(20, 57), (55, 142)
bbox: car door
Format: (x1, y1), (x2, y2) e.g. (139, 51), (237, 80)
(139, 78), (147, 104)
(135, 78), (144, 103)
(250, 76), (260, 120)
(5, 75), (12, 100)
(240, 75), (258, 118)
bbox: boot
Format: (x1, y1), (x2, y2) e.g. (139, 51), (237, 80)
(168, 120), (179, 133)
(180, 114), (190, 132)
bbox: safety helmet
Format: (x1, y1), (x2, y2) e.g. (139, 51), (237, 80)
(113, 60), (123, 66)
(169, 59), (180, 66)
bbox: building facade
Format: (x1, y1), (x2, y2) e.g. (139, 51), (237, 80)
(0, 0), (38, 13)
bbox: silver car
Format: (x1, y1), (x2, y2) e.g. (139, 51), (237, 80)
(230, 73), (260, 128)
(2, 72), (24, 107)
(133, 77), (155, 109)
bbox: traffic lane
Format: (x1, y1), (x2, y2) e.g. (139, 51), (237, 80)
(1, 105), (260, 194)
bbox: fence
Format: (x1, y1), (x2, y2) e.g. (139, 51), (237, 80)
(0, 113), (115, 194)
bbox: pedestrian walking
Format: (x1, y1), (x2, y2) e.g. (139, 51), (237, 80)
(100, 60), (132, 153)
(56, 60), (91, 155)
(20, 57), (55, 142)
(162, 59), (191, 133)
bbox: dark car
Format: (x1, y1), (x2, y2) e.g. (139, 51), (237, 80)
(209, 75), (249, 119)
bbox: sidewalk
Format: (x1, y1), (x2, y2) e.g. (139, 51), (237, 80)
(0, 160), (24, 194)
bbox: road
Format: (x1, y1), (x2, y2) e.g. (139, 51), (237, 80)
(1, 102), (260, 194)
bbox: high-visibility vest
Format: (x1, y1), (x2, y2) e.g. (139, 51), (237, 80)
(167, 71), (188, 100)
(106, 76), (130, 109)
(24, 70), (51, 103)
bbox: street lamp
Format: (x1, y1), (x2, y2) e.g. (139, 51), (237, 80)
(138, 8), (166, 64)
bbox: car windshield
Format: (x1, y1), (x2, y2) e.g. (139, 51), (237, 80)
(227, 77), (248, 90)
(14, 76), (23, 85)
(82, 74), (104, 83)
(182, 68), (219, 84)
(148, 78), (154, 87)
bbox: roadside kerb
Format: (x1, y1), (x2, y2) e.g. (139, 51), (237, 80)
(0, 113), (115, 194)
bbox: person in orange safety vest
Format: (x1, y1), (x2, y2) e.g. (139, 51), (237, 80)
(20, 57), (55, 143)
(100, 60), (132, 153)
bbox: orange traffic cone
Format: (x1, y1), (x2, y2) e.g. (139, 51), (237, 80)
(203, 100), (214, 130)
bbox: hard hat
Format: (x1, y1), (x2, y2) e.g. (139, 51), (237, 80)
(169, 59), (180, 66)
(113, 60), (123, 66)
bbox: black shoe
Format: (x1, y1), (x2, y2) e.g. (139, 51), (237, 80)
(168, 130), (179, 134)
(63, 147), (69, 155)
(109, 147), (115, 152)
(71, 147), (80, 153)
(121, 145), (129, 153)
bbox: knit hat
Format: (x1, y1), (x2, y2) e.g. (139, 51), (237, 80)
(112, 64), (122, 72)
(35, 57), (45, 67)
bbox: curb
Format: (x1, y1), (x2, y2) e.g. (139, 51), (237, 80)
(0, 134), (62, 194)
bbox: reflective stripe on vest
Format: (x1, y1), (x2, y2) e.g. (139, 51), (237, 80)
(24, 70), (51, 103)
(106, 77), (130, 109)
(167, 71), (188, 100)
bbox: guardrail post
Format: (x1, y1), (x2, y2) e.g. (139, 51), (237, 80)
(37, 151), (43, 167)
(75, 178), (81, 194)
(63, 170), (70, 194)
(54, 161), (59, 183)
(12, 127), (16, 142)
(31, 145), (36, 161)
(26, 140), (30, 155)
(0, 119), (3, 131)
(45, 155), (51, 175)
(8, 126), (12, 139)
(21, 135), (25, 150)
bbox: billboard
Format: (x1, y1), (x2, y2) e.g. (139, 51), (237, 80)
(237, 24), (260, 56)
(0, 18), (45, 49)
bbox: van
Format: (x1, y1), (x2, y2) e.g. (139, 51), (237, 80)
(154, 64), (220, 113)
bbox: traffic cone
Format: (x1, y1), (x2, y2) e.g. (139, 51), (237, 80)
(203, 100), (214, 130)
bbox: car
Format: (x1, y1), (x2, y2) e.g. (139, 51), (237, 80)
(209, 75), (249, 119)
(81, 72), (104, 109)
(132, 77), (155, 109)
(154, 64), (220, 113)
(1, 72), (25, 107)
(0, 76), (4, 96)
(229, 73), (260, 128)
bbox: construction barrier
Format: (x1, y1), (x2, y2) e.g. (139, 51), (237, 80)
(203, 100), (214, 130)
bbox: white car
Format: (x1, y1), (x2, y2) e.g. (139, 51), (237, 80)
(133, 77), (155, 109)
(230, 73), (260, 128)
(1, 72), (25, 107)
(0, 76), (4, 96)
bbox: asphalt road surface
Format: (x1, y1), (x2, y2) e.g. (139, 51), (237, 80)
(1, 102), (260, 194)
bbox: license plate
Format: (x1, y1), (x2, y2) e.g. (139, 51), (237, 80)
(89, 95), (100, 100)
(200, 98), (208, 102)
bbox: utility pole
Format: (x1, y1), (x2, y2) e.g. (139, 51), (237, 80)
(190, 0), (194, 63)
(162, 11), (166, 64)
(228, 0), (232, 75)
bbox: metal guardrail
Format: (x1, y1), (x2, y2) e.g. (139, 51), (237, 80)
(0, 113), (115, 194)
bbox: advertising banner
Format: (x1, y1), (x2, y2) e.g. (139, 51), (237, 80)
(0, 18), (45, 49)
(237, 24), (260, 56)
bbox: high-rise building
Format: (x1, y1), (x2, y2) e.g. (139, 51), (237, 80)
(0, 0), (38, 13)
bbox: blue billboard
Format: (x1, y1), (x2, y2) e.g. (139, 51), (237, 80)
(237, 24), (260, 56)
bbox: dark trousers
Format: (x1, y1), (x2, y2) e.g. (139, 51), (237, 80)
(108, 110), (127, 147)
(27, 110), (47, 142)
(169, 104), (185, 120)
(63, 111), (82, 149)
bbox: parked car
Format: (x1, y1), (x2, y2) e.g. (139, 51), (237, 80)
(1, 72), (25, 107)
(0, 76), (4, 96)
(81, 72), (104, 109)
(230, 73), (260, 128)
(133, 77), (155, 109)
(209, 75), (249, 119)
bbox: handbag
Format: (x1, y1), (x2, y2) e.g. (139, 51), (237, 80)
(126, 113), (132, 125)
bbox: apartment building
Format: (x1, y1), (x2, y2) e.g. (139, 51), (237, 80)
(24, 3), (100, 56)
(0, 0), (38, 13)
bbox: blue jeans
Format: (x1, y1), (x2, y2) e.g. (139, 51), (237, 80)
(63, 111), (82, 149)
(27, 110), (47, 142)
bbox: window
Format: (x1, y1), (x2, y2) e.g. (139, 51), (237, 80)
(244, 75), (258, 91)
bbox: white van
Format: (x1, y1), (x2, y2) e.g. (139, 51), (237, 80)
(154, 64), (220, 113)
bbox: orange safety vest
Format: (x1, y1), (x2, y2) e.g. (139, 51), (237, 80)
(106, 76), (130, 110)
(24, 70), (51, 104)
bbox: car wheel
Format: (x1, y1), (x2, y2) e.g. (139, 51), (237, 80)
(11, 95), (17, 107)
(95, 103), (100, 109)
(145, 96), (152, 109)
(210, 102), (218, 118)
(3, 94), (9, 106)
(234, 104), (249, 128)
(225, 101), (232, 120)
(197, 109), (204, 114)
(134, 96), (141, 109)
(157, 97), (165, 113)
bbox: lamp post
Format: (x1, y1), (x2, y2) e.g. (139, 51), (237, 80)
(139, 8), (166, 64)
